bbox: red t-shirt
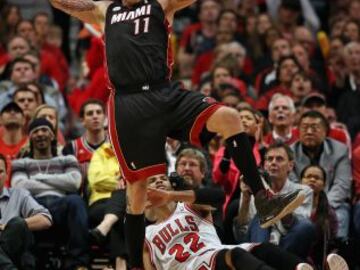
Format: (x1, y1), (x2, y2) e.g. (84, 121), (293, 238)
(0, 134), (28, 187)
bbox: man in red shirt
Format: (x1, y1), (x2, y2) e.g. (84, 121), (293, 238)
(0, 101), (27, 160)
(0, 101), (28, 186)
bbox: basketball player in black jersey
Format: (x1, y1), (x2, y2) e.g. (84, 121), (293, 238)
(50, 0), (305, 269)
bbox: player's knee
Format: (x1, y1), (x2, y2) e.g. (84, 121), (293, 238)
(218, 107), (242, 135)
(208, 107), (240, 135)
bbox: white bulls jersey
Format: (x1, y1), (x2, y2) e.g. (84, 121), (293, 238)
(145, 202), (256, 270)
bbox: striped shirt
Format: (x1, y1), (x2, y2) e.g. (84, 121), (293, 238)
(11, 155), (82, 198)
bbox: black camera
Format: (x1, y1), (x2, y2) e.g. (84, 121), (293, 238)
(168, 172), (192, 191)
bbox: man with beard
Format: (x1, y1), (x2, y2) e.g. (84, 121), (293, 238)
(264, 94), (298, 146)
(0, 102), (28, 161)
(11, 118), (90, 270)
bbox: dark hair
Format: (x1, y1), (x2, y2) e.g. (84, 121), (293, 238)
(79, 98), (105, 118)
(0, 153), (7, 172)
(13, 85), (37, 101)
(265, 141), (294, 161)
(27, 82), (45, 104)
(300, 165), (330, 233)
(33, 11), (50, 23)
(9, 57), (35, 74)
(299, 110), (330, 134)
(15, 19), (33, 34)
(217, 9), (239, 25)
(237, 107), (260, 123)
(275, 55), (302, 83)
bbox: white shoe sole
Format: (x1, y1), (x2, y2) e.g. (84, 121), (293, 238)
(260, 191), (305, 229)
(296, 263), (313, 270)
(327, 254), (349, 270)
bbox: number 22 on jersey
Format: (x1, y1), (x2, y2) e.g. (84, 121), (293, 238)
(168, 232), (206, 263)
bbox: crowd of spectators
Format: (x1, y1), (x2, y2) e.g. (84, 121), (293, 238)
(0, 0), (360, 269)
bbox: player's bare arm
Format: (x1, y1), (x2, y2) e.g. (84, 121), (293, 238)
(49, 0), (111, 29)
(143, 245), (156, 270)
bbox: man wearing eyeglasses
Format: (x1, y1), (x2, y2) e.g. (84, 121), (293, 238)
(175, 148), (225, 240)
(290, 110), (352, 240)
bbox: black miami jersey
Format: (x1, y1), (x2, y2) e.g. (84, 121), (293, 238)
(105, 0), (173, 92)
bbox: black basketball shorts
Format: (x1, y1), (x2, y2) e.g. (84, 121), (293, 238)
(108, 81), (222, 183)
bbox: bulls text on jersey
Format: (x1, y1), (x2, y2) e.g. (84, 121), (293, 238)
(151, 215), (200, 255)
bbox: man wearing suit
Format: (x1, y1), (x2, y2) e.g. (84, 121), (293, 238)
(290, 111), (352, 239)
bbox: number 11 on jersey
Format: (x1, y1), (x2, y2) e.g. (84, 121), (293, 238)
(134, 17), (150, 35)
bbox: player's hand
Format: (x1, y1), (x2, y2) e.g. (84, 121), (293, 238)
(0, 224), (5, 231)
(146, 187), (171, 208)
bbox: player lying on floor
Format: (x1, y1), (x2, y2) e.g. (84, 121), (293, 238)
(143, 174), (349, 270)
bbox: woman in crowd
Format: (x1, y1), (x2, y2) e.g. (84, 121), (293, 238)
(301, 165), (338, 269)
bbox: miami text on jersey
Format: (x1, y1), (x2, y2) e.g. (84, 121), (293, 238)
(111, 4), (152, 24)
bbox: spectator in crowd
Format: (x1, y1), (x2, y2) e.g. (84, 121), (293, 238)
(0, 153), (52, 269)
(0, 4), (22, 49)
(63, 99), (107, 182)
(290, 111), (352, 240)
(0, 57), (37, 107)
(300, 165), (338, 269)
(18, 104), (65, 158)
(254, 37), (292, 95)
(210, 60), (248, 102)
(352, 145), (360, 267)
(11, 118), (90, 270)
(288, 71), (314, 106)
(15, 19), (66, 91)
(343, 19), (360, 42)
(68, 37), (110, 115)
(246, 142), (315, 259)
(191, 24), (238, 88)
(33, 104), (65, 146)
(0, 101), (27, 161)
(177, 0), (222, 78)
(264, 94), (298, 146)
(333, 41), (360, 139)
(299, 93), (351, 148)
(0, 35), (30, 78)
(88, 142), (126, 270)
(256, 55), (301, 112)
(267, 0), (320, 36)
(13, 85), (40, 129)
(22, 51), (67, 127)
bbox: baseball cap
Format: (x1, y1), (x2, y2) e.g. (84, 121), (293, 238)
(301, 93), (326, 107)
(0, 101), (23, 115)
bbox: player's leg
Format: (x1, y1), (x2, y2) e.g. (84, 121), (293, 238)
(124, 179), (147, 269)
(206, 106), (305, 228)
(108, 93), (168, 270)
(168, 86), (303, 228)
(215, 248), (275, 270)
(249, 242), (313, 270)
